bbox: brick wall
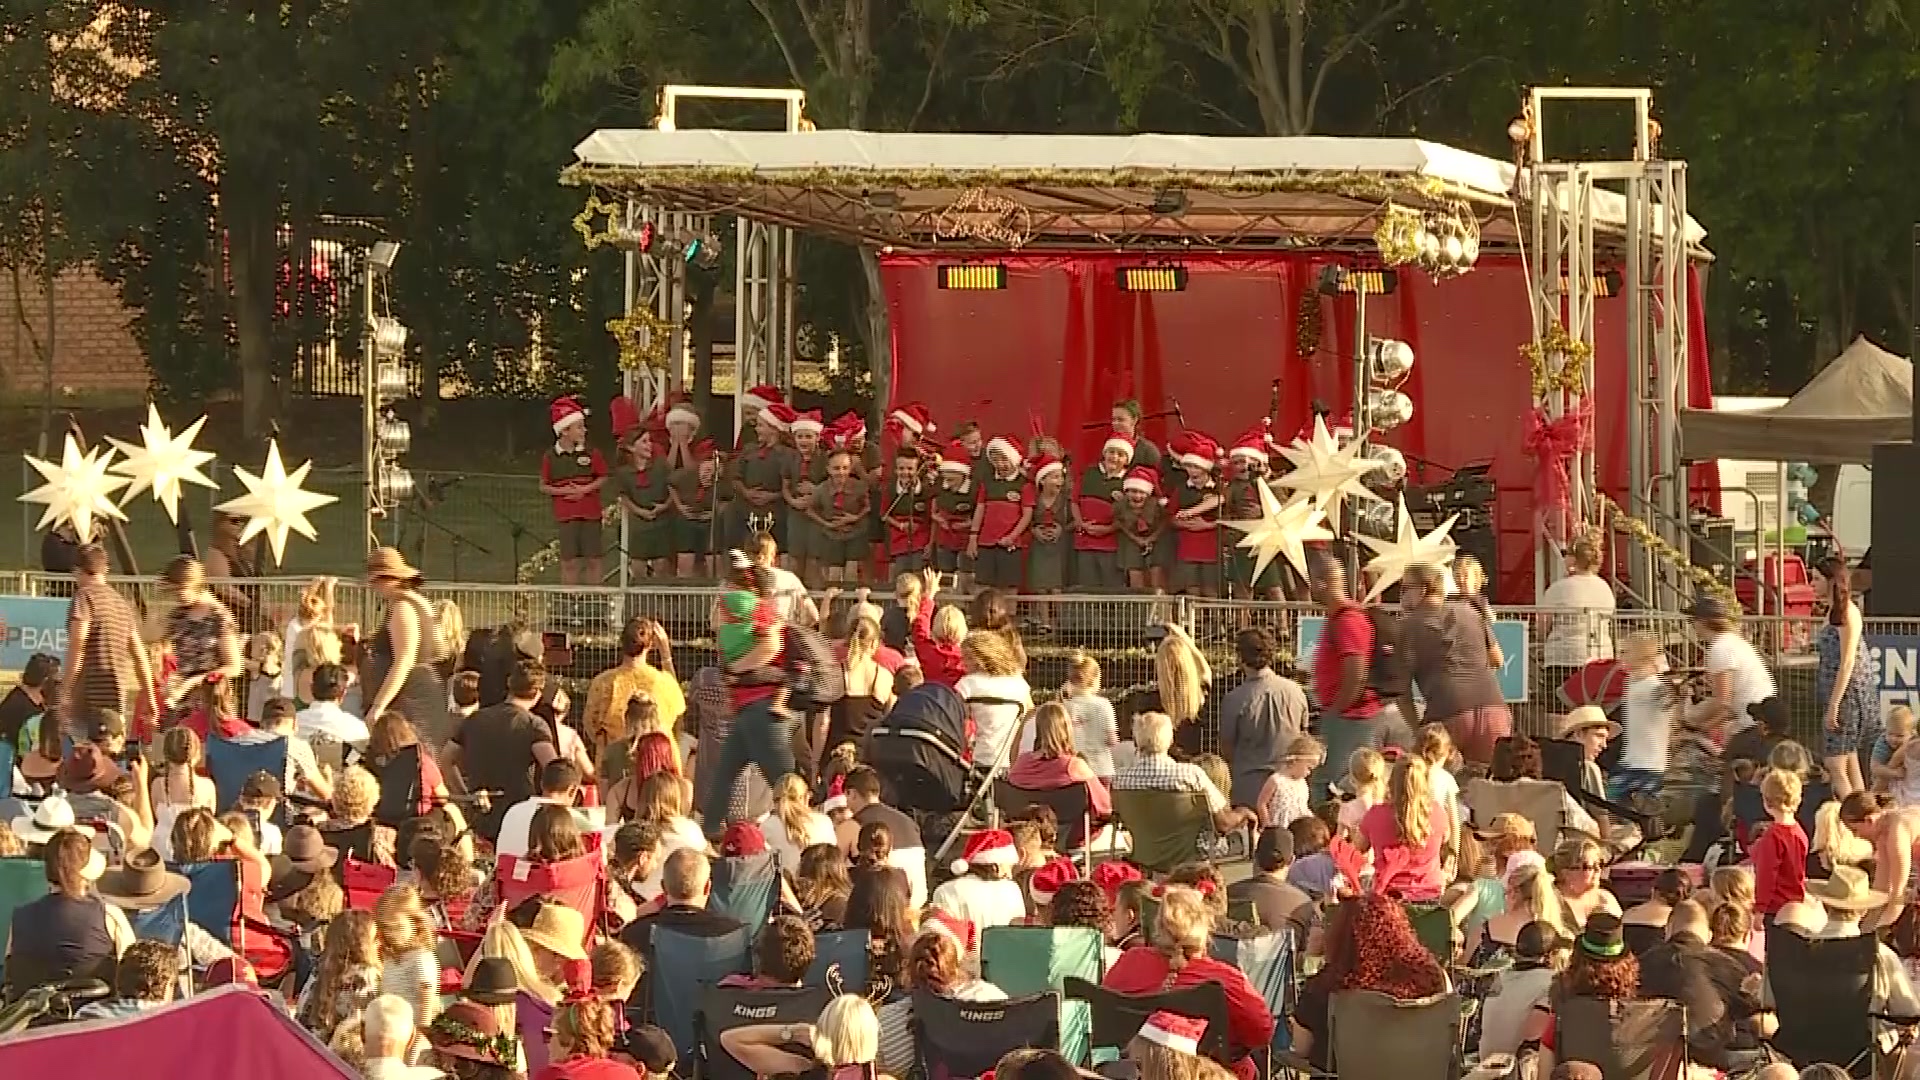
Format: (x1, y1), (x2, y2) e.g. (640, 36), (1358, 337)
(0, 265), (151, 398)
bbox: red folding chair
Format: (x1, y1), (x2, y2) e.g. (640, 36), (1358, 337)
(342, 856), (398, 911)
(493, 851), (605, 946)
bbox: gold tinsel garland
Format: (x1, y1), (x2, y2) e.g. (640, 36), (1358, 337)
(1294, 289), (1323, 358)
(608, 310), (673, 371)
(1599, 494), (1740, 609)
(1523, 320), (1593, 400)
(572, 193), (621, 250)
(1372, 204), (1426, 266)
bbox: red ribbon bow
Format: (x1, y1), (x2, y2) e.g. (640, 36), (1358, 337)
(1524, 403), (1589, 543)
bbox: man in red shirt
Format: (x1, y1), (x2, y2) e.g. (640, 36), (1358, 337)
(1308, 555), (1383, 793)
(540, 395), (609, 586)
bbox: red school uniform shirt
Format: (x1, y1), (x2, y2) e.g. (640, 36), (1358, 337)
(1750, 816), (1809, 915)
(542, 445), (609, 522)
(976, 472), (1033, 548)
(1310, 601), (1381, 719)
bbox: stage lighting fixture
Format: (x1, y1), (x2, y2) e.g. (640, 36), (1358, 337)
(1366, 389), (1415, 431)
(936, 264), (1008, 291)
(369, 241), (401, 273)
(1366, 338), (1415, 383)
(372, 316), (408, 360)
(378, 416), (412, 457)
(1117, 266), (1188, 292)
(375, 362), (409, 403)
(683, 233), (722, 269)
(1316, 266), (1398, 296)
(1363, 444), (1408, 484)
(375, 465), (414, 505)
(1560, 268), (1624, 297)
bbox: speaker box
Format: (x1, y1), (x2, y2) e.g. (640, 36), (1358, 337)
(1870, 441), (1920, 616)
(1453, 524), (1498, 586)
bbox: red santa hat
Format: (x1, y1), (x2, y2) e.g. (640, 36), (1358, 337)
(1228, 423), (1271, 463)
(1298, 410), (1355, 446)
(762, 403), (796, 432)
(692, 437), (718, 463)
(937, 440), (973, 475)
(609, 395), (643, 443)
(820, 774), (848, 814)
(790, 409), (825, 437)
(1092, 861), (1142, 905)
(1137, 1011), (1209, 1057)
(886, 402), (935, 440)
(1122, 467), (1159, 495)
(1102, 431), (1137, 460)
(1152, 878), (1217, 899)
(985, 434), (1024, 468)
(744, 385), (785, 412)
(1027, 856), (1079, 907)
(1030, 453), (1065, 483)
(550, 395), (588, 435)
(832, 411), (868, 448)
(665, 397), (700, 428)
(1171, 432), (1221, 472)
(949, 828), (1019, 876)
(921, 908), (977, 955)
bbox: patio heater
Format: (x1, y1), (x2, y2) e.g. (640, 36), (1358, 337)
(1865, 224), (1920, 615)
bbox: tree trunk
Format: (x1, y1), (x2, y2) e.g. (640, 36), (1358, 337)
(226, 182), (279, 439)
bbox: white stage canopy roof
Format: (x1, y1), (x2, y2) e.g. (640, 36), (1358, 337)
(565, 129), (1709, 254)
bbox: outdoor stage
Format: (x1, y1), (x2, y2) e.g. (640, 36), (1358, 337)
(566, 110), (1717, 603)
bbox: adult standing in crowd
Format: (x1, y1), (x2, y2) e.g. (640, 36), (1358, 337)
(1539, 531), (1615, 673)
(203, 510), (259, 630)
(63, 544), (154, 727)
(2, 653), (58, 758)
(582, 617), (684, 759)
(446, 660), (560, 842)
(1218, 627), (1308, 811)
(160, 555), (242, 723)
(1397, 562), (1512, 766)
(1816, 561), (1876, 797)
(1688, 596), (1775, 735)
(700, 557), (795, 833)
(363, 547), (451, 750)
(1308, 556), (1382, 793)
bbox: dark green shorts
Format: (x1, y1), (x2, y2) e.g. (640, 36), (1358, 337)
(558, 518), (601, 560)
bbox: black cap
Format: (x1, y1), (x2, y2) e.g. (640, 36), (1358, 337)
(1748, 695), (1789, 733)
(85, 708), (127, 742)
(1254, 826), (1295, 872)
(619, 1024), (677, 1075)
(462, 957), (519, 1006)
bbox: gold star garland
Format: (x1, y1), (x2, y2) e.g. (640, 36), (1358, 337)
(1372, 203), (1426, 265)
(608, 309), (673, 371)
(1524, 320), (1593, 400)
(572, 193), (621, 250)
(1598, 494), (1740, 609)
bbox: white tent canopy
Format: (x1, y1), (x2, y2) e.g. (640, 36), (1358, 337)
(565, 129), (1708, 252)
(1679, 335), (1914, 463)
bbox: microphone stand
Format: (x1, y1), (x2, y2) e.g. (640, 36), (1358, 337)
(707, 452), (726, 575)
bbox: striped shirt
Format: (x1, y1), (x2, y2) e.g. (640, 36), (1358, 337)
(69, 578), (139, 716)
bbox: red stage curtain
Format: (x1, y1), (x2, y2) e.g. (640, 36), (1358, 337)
(881, 252), (1718, 602)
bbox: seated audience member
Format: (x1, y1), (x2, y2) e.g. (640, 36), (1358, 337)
(592, 940), (643, 1009)
(3, 825), (130, 994)
(1095, 862), (1148, 958)
(1049, 879), (1112, 932)
(846, 840), (916, 988)
(1356, 754), (1448, 901)
(930, 828), (1027, 938)
(1111, 712), (1256, 835)
(1106, 885), (1275, 1080)
(837, 765), (928, 909)
(1551, 837), (1621, 928)
(1007, 701), (1114, 818)
(57, 707), (130, 795)
(1292, 894), (1447, 1075)
(762, 773), (837, 873)
(537, 996), (644, 1080)
(721, 914), (816, 989)
(296, 662), (370, 745)
(75, 938), (175, 1020)
(321, 765), (391, 865)
(1470, 863), (1574, 968)
(1638, 899), (1753, 1069)
(498, 760), (586, 860)
(1128, 1011), (1240, 1080)
(876, 930), (1007, 1078)
(618, 847), (746, 1004)
(0, 652), (56, 756)
(792, 841), (852, 930)
(1284, 815), (1341, 899)
(363, 709), (451, 827)
(1228, 826), (1319, 943)
(427, 999), (524, 1078)
(1762, 869), (1920, 1048)
(607, 821), (664, 922)
(614, 1024), (678, 1079)
(450, 670), (482, 721)
(603, 729), (682, 811)
(1524, 915), (1640, 1075)
(1478, 921), (1559, 1059)
(360, 994), (442, 1080)
(229, 695), (334, 802)
(1622, 868), (1691, 956)
(719, 994), (887, 1080)
(993, 1048), (1091, 1080)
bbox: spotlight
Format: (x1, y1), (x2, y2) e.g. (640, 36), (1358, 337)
(372, 316), (408, 360)
(369, 241), (401, 273)
(1508, 116), (1533, 146)
(1366, 389), (1414, 431)
(376, 465), (414, 505)
(1354, 500), (1399, 540)
(378, 416), (412, 457)
(1364, 444), (1408, 484)
(1366, 338), (1415, 383)
(375, 362), (409, 402)
(683, 234), (722, 270)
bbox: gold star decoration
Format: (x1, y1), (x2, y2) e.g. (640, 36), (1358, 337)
(572, 193), (621, 250)
(107, 403), (217, 524)
(608, 310), (673, 371)
(214, 441), (337, 565)
(1358, 495), (1459, 603)
(1272, 415), (1386, 525)
(1222, 479), (1334, 584)
(20, 436), (129, 542)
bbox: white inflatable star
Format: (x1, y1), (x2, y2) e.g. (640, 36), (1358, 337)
(214, 441), (337, 565)
(107, 404), (216, 524)
(20, 436), (129, 542)
(1273, 415), (1386, 524)
(1359, 495), (1459, 602)
(1222, 480), (1334, 583)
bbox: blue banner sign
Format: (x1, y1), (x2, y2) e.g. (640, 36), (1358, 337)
(1300, 614), (1531, 703)
(0, 595), (71, 672)
(1864, 633), (1920, 715)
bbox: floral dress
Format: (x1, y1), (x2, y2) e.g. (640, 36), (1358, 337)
(1816, 617), (1879, 758)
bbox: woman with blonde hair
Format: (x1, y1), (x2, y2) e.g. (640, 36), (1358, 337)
(762, 773), (835, 872)
(1121, 623), (1213, 759)
(1009, 701), (1113, 818)
(1467, 862), (1574, 967)
(295, 909), (382, 1037)
(1105, 886), (1274, 1080)
(149, 725), (216, 862)
(1551, 836), (1620, 927)
(433, 599), (466, 683)
(1128, 1011), (1239, 1080)
(720, 994), (889, 1080)
(374, 883), (441, 1027)
(827, 616), (895, 755)
(1357, 755), (1447, 900)
(281, 575), (334, 699)
(956, 629), (1032, 766)
(463, 920), (552, 1073)
(1061, 653), (1119, 781)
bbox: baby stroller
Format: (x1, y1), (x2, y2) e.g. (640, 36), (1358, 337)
(863, 683), (983, 816)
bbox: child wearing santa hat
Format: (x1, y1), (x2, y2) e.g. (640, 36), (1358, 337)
(969, 435), (1033, 591)
(1024, 453), (1072, 625)
(1166, 432), (1224, 597)
(930, 440), (979, 593)
(540, 395), (609, 586)
(666, 439), (721, 577)
(1114, 466), (1167, 593)
(879, 444), (934, 575)
(728, 402), (794, 558)
(1221, 423), (1286, 601)
(1073, 432), (1133, 591)
(612, 417), (675, 580)
(928, 828), (1028, 946)
(780, 409), (829, 585)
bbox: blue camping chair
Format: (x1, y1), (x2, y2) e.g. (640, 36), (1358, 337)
(1212, 928), (1297, 1051)
(176, 860), (243, 950)
(708, 851), (779, 930)
(982, 925), (1105, 1065)
(652, 924), (753, 1071)
(0, 856), (51, 986)
(206, 735), (289, 820)
(125, 894), (191, 948)
(806, 928), (871, 995)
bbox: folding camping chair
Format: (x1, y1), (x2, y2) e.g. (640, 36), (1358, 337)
(1065, 977), (1230, 1068)
(709, 851), (779, 931)
(125, 894), (190, 949)
(1765, 925), (1879, 1077)
(1465, 777), (1567, 856)
(994, 780), (1098, 860)
(206, 735), (289, 823)
(1552, 996), (1687, 1080)
(1328, 990), (1464, 1080)
(177, 859), (244, 952)
(1210, 927), (1296, 1051)
(1110, 789), (1216, 875)
(698, 984), (832, 1080)
(913, 990), (1060, 1080)
(341, 856), (397, 911)
(0, 857), (50, 987)
(1404, 902), (1456, 966)
(494, 851), (603, 940)
(806, 929), (871, 995)
(982, 926), (1105, 1065)
(651, 924), (753, 1073)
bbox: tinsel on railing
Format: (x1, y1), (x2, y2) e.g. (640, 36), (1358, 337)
(1294, 288), (1323, 358)
(1599, 494), (1740, 609)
